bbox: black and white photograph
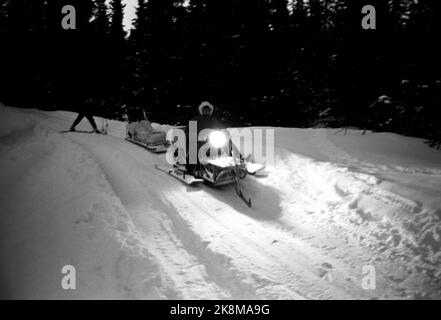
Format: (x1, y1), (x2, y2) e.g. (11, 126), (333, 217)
(0, 0), (440, 302)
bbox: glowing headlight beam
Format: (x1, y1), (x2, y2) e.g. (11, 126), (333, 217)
(209, 131), (228, 149)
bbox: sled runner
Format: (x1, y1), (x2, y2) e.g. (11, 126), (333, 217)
(126, 137), (170, 154)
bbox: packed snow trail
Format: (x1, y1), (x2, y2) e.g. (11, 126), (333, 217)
(0, 106), (440, 299)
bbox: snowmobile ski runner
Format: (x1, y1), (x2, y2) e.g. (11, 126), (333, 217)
(126, 137), (170, 154)
(155, 165), (204, 185)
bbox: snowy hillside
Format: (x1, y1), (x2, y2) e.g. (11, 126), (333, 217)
(0, 105), (440, 299)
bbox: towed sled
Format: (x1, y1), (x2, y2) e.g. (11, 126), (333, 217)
(125, 116), (170, 154)
(125, 137), (170, 154)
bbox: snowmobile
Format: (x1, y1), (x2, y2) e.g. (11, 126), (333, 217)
(156, 130), (267, 208)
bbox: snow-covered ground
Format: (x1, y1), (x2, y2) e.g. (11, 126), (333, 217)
(0, 105), (440, 299)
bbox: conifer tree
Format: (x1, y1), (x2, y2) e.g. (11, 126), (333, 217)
(109, 0), (126, 42)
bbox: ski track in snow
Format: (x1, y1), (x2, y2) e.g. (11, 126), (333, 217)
(1, 107), (440, 299)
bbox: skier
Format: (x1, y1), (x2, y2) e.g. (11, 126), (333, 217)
(69, 97), (104, 133)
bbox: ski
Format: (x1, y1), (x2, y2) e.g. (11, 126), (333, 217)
(155, 165), (204, 186)
(98, 129), (108, 135)
(59, 130), (108, 135)
(59, 130), (96, 134)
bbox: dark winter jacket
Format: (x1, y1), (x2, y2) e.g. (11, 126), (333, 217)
(185, 114), (226, 166)
(189, 114), (224, 135)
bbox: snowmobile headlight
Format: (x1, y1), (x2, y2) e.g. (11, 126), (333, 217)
(209, 131), (228, 149)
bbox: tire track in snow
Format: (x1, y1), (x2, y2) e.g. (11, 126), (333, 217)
(159, 188), (370, 299)
(269, 150), (441, 298)
(63, 132), (230, 299)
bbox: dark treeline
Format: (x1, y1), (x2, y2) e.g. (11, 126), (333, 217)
(0, 0), (440, 145)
